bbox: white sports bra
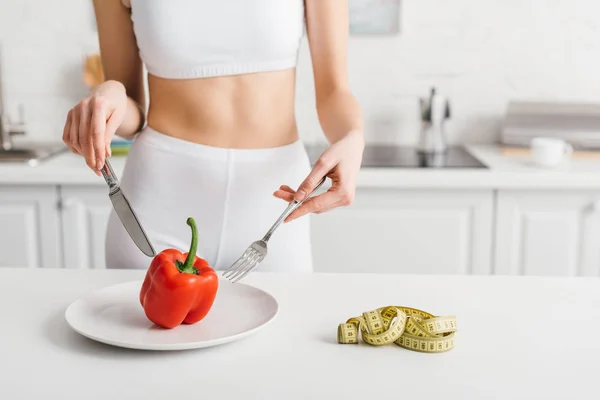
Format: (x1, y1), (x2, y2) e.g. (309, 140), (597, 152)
(129, 0), (305, 79)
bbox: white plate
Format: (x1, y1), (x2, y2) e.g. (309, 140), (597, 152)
(64, 279), (278, 351)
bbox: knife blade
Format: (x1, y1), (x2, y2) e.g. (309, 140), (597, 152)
(101, 159), (156, 257)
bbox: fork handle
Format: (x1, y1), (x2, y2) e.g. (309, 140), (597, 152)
(262, 176), (326, 242)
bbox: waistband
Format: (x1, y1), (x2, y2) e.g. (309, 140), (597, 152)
(136, 126), (307, 162)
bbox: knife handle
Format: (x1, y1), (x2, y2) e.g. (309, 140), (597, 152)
(101, 159), (120, 194)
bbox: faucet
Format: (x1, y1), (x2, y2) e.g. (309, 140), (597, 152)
(0, 44), (26, 151)
(1, 108), (26, 151)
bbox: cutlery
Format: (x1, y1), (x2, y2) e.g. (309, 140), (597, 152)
(222, 176), (327, 283)
(101, 159), (156, 257)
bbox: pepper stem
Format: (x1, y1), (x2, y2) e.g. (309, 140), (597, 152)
(177, 217), (199, 275)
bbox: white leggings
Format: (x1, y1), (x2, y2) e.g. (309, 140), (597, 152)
(105, 127), (314, 272)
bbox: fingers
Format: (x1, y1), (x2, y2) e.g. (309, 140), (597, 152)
(63, 94), (116, 173)
(294, 153), (336, 201)
(277, 180), (356, 222)
(90, 97), (108, 170)
(273, 189), (295, 202)
(62, 110), (78, 155)
(284, 191), (340, 222)
(311, 198), (347, 215)
(78, 100), (99, 175)
(273, 137), (361, 221)
(272, 185), (296, 201)
(69, 107), (82, 155)
(279, 185), (295, 194)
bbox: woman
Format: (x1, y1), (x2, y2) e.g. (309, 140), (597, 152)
(63, 0), (364, 272)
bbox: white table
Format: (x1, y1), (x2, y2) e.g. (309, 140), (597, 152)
(0, 268), (598, 399)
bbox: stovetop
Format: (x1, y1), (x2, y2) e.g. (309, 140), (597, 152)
(305, 145), (488, 169)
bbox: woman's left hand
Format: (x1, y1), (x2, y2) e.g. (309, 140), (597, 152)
(273, 130), (364, 222)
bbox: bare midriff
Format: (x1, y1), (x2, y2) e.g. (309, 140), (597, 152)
(145, 68), (299, 149)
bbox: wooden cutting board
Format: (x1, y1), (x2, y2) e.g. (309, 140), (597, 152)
(501, 147), (600, 159)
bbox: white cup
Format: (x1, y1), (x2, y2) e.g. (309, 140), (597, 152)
(530, 137), (573, 167)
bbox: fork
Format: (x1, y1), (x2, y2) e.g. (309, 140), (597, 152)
(222, 176), (327, 283)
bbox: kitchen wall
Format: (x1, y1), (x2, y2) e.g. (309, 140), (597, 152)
(1, 0), (599, 145)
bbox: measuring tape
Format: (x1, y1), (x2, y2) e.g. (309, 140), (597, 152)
(338, 306), (457, 353)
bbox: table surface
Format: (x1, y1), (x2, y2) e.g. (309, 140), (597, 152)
(1, 268), (599, 400)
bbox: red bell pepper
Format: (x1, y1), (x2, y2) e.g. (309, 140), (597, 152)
(139, 217), (218, 329)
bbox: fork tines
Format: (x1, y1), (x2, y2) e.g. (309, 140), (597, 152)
(222, 247), (265, 283)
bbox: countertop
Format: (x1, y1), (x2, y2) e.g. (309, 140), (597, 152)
(2, 143), (600, 189)
(0, 268), (598, 399)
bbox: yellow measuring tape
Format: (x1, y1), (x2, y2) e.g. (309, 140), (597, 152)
(338, 306), (457, 353)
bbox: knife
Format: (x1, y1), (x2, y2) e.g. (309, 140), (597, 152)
(100, 159), (156, 257)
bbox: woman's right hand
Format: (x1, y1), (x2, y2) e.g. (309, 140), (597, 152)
(63, 80), (128, 175)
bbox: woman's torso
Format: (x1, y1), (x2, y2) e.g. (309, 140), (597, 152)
(128, 0), (305, 148)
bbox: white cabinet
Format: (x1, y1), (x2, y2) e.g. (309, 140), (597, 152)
(310, 189), (494, 274)
(3, 181), (600, 276)
(494, 190), (600, 276)
(0, 185), (61, 268)
(59, 186), (112, 269)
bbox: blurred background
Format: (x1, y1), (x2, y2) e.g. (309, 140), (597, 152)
(1, 0), (599, 144)
(1, 0), (600, 277)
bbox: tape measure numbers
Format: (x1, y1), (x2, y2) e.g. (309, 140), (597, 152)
(338, 306), (457, 353)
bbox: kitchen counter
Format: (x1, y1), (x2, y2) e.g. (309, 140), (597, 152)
(0, 268), (598, 399)
(2, 144), (600, 189)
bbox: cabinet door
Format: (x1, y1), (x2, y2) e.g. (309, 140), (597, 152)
(60, 186), (112, 269)
(494, 190), (600, 276)
(310, 189), (494, 274)
(0, 185), (61, 268)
